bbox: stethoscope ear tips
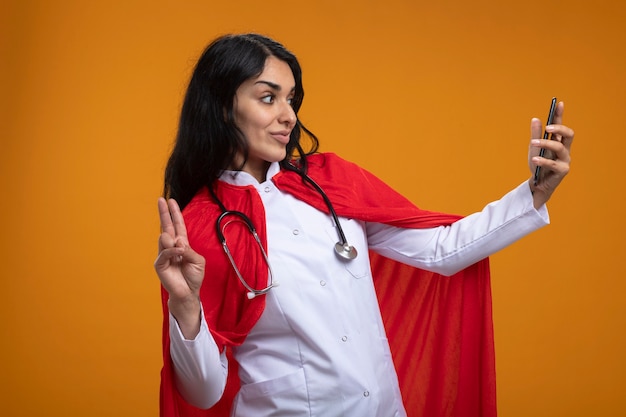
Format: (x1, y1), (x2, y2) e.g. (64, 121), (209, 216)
(335, 242), (358, 260)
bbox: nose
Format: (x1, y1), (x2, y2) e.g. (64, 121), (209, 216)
(278, 101), (297, 128)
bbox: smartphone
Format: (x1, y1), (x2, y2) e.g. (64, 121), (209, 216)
(533, 97), (558, 185)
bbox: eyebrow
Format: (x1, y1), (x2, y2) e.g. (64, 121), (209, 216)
(254, 80), (295, 92)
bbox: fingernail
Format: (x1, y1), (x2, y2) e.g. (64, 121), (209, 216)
(531, 139), (541, 144)
(545, 125), (555, 131)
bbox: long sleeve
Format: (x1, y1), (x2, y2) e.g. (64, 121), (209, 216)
(367, 181), (549, 276)
(169, 309), (228, 409)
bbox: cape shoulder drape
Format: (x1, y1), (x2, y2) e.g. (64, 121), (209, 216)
(160, 152), (496, 417)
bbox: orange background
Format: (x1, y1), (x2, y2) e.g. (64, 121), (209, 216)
(1, 1), (624, 416)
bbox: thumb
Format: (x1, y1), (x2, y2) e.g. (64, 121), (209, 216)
(180, 245), (206, 267)
(154, 246), (185, 270)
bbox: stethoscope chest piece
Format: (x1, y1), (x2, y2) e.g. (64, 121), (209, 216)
(335, 242), (358, 260)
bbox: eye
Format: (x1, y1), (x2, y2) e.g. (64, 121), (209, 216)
(261, 95), (274, 104)
(287, 97), (294, 105)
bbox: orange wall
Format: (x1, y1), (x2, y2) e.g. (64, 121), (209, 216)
(1, 1), (624, 416)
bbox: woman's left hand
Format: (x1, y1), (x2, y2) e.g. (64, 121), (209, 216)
(528, 101), (575, 208)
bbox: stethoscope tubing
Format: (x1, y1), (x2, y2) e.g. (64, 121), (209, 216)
(208, 167), (356, 298)
(215, 210), (278, 299)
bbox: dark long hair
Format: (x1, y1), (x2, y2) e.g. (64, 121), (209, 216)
(163, 33), (319, 210)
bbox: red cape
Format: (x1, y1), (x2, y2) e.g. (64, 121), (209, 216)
(160, 153), (496, 417)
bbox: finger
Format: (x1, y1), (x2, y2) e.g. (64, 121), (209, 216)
(154, 246), (185, 270)
(180, 245), (206, 267)
(158, 231), (176, 252)
(158, 197), (175, 236)
(530, 117), (542, 139)
(533, 156), (570, 180)
(528, 118), (544, 161)
(545, 124), (575, 150)
(167, 198), (189, 239)
(532, 139), (570, 164)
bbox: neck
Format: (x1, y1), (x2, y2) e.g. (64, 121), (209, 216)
(229, 158), (270, 183)
(244, 162), (270, 183)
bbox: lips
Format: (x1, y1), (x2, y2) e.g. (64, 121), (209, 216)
(270, 130), (291, 144)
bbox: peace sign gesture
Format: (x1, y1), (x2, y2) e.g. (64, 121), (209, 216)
(154, 197), (206, 338)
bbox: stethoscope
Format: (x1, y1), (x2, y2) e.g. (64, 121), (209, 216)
(209, 169), (357, 299)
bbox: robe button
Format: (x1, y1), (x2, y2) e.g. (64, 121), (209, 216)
(363, 390), (370, 397)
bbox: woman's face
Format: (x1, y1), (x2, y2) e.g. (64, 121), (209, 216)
(232, 56), (297, 182)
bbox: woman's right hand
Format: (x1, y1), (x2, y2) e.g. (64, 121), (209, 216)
(154, 197), (206, 338)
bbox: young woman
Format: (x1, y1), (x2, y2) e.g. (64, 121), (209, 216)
(155, 33), (574, 417)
